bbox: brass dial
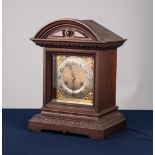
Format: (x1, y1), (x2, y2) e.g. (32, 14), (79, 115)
(57, 56), (93, 99)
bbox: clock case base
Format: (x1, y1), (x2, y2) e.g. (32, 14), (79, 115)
(28, 110), (125, 139)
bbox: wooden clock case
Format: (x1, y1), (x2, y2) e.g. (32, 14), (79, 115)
(28, 19), (126, 139)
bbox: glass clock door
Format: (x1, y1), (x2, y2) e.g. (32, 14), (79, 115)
(52, 54), (94, 105)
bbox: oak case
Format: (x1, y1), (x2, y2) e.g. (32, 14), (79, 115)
(28, 19), (126, 139)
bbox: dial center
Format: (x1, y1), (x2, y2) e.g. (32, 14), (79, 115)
(63, 65), (85, 91)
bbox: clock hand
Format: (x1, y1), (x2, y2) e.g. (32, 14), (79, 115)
(69, 65), (76, 80)
(69, 65), (76, 90)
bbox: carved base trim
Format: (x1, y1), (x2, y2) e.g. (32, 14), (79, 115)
(28, 111), (125, 139)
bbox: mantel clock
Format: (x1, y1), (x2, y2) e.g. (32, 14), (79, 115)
(28, 19), (127, 139)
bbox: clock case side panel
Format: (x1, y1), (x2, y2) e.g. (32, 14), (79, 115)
(43, 49), (54, 106)
(94, 49), (118, 112)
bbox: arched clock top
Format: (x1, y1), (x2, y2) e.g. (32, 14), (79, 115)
(31, 19), (126, 50)
(33, 19), (98, 41)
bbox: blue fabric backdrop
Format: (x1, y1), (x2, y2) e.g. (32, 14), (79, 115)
(3, 109), (153, 155)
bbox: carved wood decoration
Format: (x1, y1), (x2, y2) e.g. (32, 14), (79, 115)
(29, 19), (126, 139)
(31, 19), (126, 50)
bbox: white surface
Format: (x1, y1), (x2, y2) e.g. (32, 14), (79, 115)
(2, 0), (153, 109)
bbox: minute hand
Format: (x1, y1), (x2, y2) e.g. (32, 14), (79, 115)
(69, 65), (76, 90)
(69, 65), (76, 80)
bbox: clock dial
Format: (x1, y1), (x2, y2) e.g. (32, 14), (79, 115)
(54, 55), (94, 105)
(57, 56), (93, 99)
